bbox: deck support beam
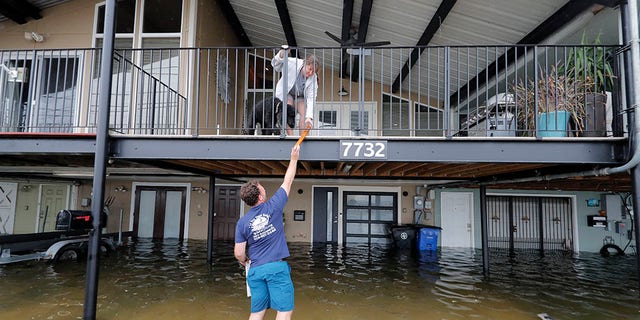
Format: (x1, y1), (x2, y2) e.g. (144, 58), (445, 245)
(480, 186), (489, 276)
(83, 0), (116, 319)
(207, 176), (217, 264)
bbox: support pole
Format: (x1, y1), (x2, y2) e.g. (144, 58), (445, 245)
(83, 0), (116, 319)
(479, 186), (489, 276)
(207, 176), (216, 263)
(622, 0), (640, 294)
(632, 169), (640, 265)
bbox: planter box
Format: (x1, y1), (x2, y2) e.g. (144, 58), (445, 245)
(537, 110), (570, 137)
(582, 92), (607, 137)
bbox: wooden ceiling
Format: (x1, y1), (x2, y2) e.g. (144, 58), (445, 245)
(162, 159), (632, 192)
(164, 159), (551, 179)
(0, 154), (632, 192)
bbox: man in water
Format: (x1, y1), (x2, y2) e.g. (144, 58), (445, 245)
(235, 144), (300, 320)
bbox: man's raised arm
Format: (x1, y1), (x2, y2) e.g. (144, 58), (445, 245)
(280, 145), (300, 195)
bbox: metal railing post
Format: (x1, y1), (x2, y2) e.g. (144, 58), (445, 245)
(444, 46), (451, 138)
(281, 45), (289, 138)
(534, 46), (539, 138)
(194, 48), (201, 137)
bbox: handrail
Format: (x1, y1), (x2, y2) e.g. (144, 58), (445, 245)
(112, 50), (186, 100)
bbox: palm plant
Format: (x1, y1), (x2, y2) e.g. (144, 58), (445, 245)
(560, 32), (615, 93)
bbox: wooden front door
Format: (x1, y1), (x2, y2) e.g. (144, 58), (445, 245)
(213, 186), (240, 240)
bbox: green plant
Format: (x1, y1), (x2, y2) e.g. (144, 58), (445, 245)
(560, 32), (615, 93)
(514, 65), (589, 134)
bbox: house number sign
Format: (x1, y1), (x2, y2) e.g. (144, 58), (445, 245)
(339, 140), (387, 160)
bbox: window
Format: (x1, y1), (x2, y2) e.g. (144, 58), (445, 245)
(315, 101), (376, 136)
(140, 38), (181, 87)
(382, 94), (409, 136)
(0, 58), (31, 132)
(92, 0), (184, 133)
(414, 102), (443, 136)
(32, 56), (80, 132)
(96, 0), (136, 34)
(142, 0), (182, 33)
(318, 110), (337, 128)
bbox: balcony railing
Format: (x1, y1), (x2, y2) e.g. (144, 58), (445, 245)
(0, 45), (625, 138)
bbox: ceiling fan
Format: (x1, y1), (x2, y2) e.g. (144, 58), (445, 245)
(324, 30), (390, 81)
(324, 30), (391, 48)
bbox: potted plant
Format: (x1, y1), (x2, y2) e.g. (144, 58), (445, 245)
(559, 33), (615, 136)
(515, 65), (588, 137)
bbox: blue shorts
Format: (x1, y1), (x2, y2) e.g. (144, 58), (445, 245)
(247, 261), (294, 312)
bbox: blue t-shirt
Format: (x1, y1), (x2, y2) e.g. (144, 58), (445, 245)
(235, 187), (290, 267)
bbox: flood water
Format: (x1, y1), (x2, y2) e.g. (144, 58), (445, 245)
(1, 239), (639, 320)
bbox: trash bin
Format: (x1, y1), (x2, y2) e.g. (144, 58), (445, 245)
(416, 226), (441, 251)
(390, 225), (416, 249)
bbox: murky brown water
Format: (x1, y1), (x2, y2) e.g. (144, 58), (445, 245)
(1, 239), (639, 319)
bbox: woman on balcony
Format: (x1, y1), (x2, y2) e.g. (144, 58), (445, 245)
(272, 47), (320, 135)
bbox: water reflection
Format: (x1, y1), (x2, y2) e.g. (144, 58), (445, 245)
(0, 239), (638, 319)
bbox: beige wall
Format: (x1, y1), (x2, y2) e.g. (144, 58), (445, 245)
(187, 180), (212, 239)
(190, 0), (247, 135)
(0, 0), (204, 50)
(196, 0), (242, 47)
(0, 0), (99, 49)
(75, 180), (133, 234)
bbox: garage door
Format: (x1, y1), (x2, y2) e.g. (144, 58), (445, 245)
(487, 195), (574, 251)
(343, 192), (397, 245)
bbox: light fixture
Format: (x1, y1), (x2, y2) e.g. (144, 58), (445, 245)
(113, 185), (128, 192)
(342, 163), (353, 173)
(24, 32), (44, 43)
(338, 87), (349, 96)
(53, 170), (94, 177)
(191, 186), (208, 193)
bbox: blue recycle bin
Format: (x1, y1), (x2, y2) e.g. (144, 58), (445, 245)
(416, 226), (441, 251)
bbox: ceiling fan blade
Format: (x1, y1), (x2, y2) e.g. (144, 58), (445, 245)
(324, 31), (343, 45)
(358, 41), (391, 47)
